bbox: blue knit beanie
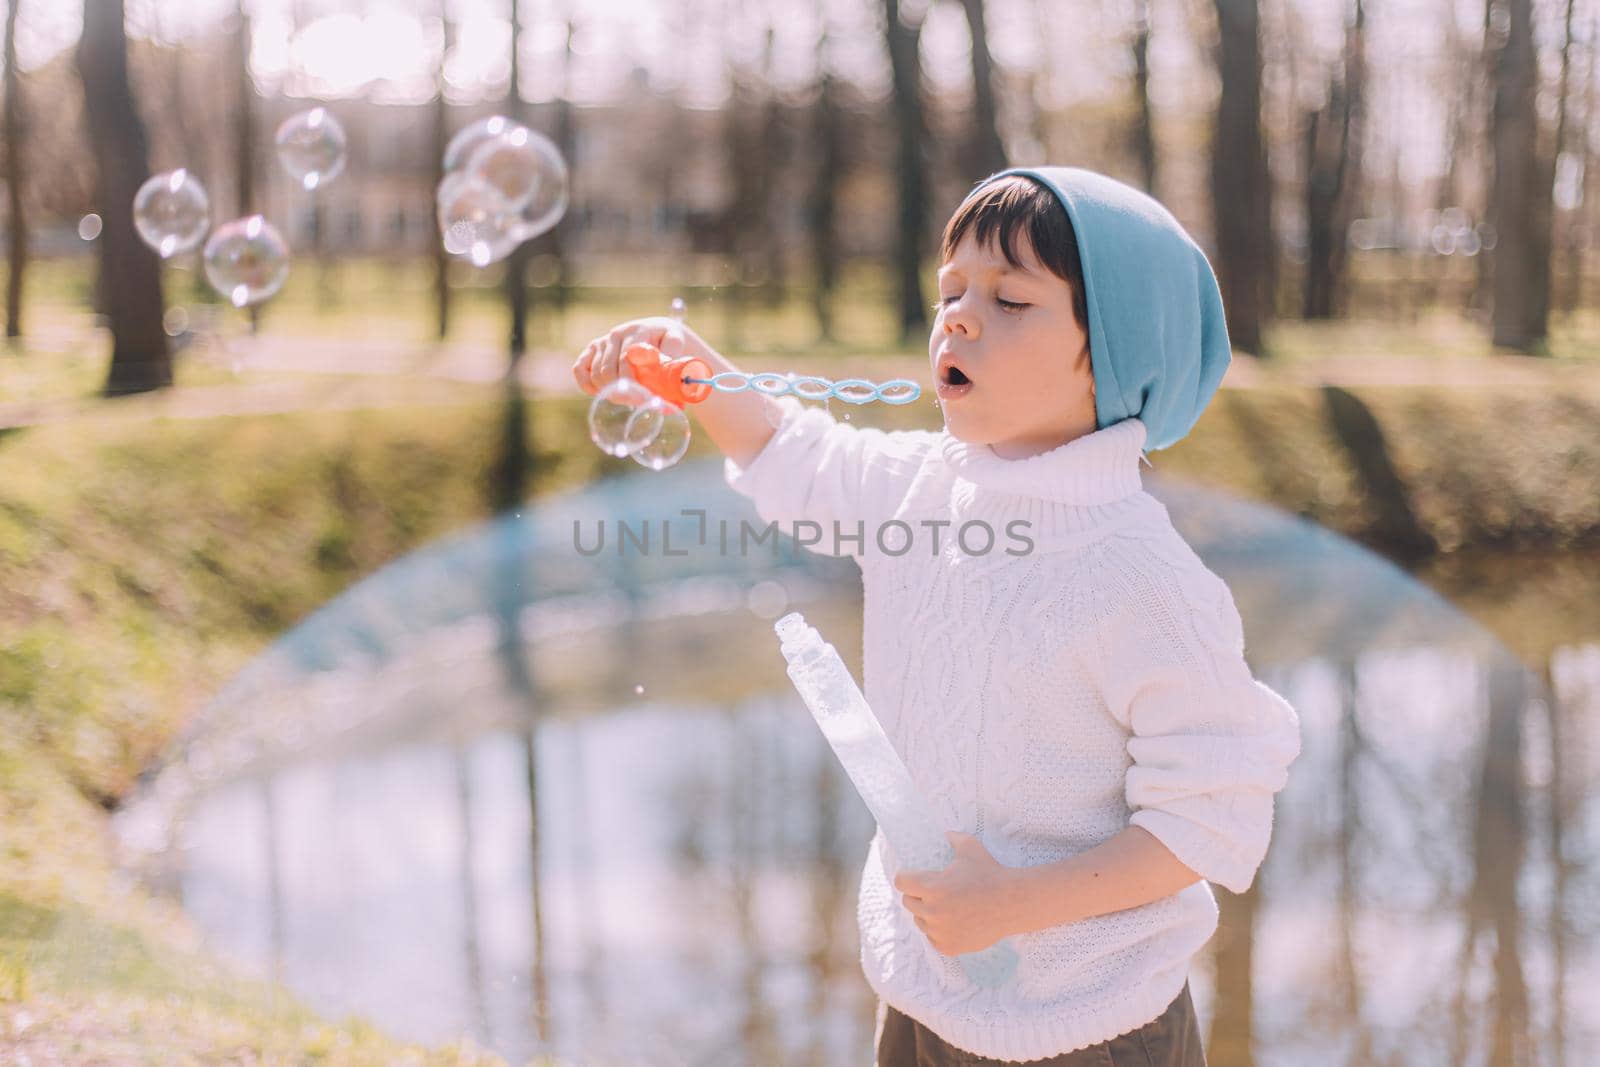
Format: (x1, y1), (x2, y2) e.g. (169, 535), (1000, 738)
(984, 167), (1232, 451)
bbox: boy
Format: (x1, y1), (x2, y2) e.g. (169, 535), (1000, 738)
(572, 168), (1302, 1066)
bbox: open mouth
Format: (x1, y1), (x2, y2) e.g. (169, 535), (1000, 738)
(937, 359), (974, 398)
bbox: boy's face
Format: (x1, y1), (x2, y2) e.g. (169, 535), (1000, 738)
(931, 230), (1096, 460)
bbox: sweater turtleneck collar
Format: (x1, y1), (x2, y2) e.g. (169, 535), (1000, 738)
(939, 417), (1149, 508)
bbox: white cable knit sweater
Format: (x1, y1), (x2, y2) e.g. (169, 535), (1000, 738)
(724, 397), (1302, 1063)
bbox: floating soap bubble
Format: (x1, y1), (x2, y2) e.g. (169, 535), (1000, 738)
(438, 117), (569, 267)
(78, 214), (103, 241)
(275, 107), (347, 192)
(436, 171), (520, 266)
(466, 126), (545, 212)
(133, 169), (210, 258)
(465, 126), (568, 242)
(625, 397), (690, 471)
(442, 114), (517, 174)
(202, 215), (290, 308)
(588, 378), (659, 457)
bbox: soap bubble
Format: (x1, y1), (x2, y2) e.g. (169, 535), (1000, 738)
(202, 215), (290, 308)
(133, 169), (210, 258)
(588, 378), (660, 457)
(465, 125), (568, 241)
(275, 107), (347, 191)
(442, 114), (517, 174)
(436, 171), (522, 266)
(162, 306), (190, 337)
(78, 214), (103, 241)
(625, 397), (691, 471)
(438, 117), (569, 267)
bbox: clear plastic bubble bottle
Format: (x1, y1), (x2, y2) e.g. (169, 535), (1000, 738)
(774, 612), (1020, 989)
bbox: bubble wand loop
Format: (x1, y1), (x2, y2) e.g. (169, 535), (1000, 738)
(621, 296), (925, 408)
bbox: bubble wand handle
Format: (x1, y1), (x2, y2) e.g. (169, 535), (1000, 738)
(772, 612), (1020, 989)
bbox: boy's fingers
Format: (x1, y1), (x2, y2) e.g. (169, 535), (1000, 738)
(658, 322), (686, 359)
(573, 342), (599, 394)
(595, 336), (621, 385)
(893, 872), (926, 896)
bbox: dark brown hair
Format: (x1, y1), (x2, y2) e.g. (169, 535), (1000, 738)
(939, 175), (1089, 332)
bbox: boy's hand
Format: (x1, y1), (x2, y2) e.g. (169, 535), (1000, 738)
(893, 831), (1021, 956)
(572, 316), (720, 397)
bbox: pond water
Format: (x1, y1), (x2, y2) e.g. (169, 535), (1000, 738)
(115, 461), (1600, 1067)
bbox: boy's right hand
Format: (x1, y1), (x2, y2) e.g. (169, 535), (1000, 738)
(572, 316), (721, 398)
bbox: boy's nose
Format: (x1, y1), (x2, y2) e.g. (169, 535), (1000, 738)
(943, 308), (977, 338)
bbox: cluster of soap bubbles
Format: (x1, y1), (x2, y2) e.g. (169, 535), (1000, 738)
(130, 107), (348, 309)
(588, 377), (693, 471)
(436, 115), (569, 267)
(587, 299), (693, 471)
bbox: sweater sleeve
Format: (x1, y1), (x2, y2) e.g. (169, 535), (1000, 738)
(1087, 533), (1302, 894)
(723, 396), (938, 559)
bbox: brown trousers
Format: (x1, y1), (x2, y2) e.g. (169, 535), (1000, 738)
(874, 981), (1206, 1067)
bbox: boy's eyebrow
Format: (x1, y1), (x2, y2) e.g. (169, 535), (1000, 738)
(937, 261), (1039, 281)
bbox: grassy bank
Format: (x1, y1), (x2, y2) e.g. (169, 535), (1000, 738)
(0, 388), (629, 1064)
(2, 370), (1598, 1060)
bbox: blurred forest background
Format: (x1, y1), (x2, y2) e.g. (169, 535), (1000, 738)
(3, 0), (1600, 400)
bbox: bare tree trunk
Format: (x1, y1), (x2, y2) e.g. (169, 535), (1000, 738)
(1474, 0), (1496, 313)
(809, 30), (844, 343)
(1301, 0), (1365, 319)
(78, 0), (170, 395)
(1210, 0), (1271, 354)
(4, 0), (27, 340)
(433, 0), (453, 341)
(505, 0), (529, 364)
(1490, 0), (1549, 351)
(958, 0), (1007, 180)
(1433, 7), (1471, 307)
(1551, 0), (1578, 321)
(1565, 13), (1597, 315)
(548, 16), (577, 317)
(234, 0), (255, 216)
(760, 26), (788, 307)
(235, 0), (259, 333)
(1129, 0), (1158, 195)
(884, 0), (930, 342)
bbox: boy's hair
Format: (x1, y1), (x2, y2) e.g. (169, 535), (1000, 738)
(939, 175), (1089, 333)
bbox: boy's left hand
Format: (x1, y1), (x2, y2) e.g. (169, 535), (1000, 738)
(893, 831), (1021, 956)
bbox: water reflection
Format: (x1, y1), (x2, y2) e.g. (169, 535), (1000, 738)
(115, 464), (1599, 1066)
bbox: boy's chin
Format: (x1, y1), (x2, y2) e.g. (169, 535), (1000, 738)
(939, 412), (994, 445)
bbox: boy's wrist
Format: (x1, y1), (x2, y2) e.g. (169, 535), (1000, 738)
(1004, 859), (1081, 936)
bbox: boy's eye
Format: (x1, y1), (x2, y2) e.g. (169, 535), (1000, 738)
(933, 293), (1030, 312)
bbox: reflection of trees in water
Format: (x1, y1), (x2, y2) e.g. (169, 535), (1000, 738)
(452, 740), (490, 1047)
(150, 450), (1600, 1065)
(1454, 662), (1533, 1067)
(730, 696), (777, 1066)
(1197, 640), (1584, 1066)
(260, 776), (285, 986)
(489, 377), (550, 1048)
(1333, 663), (1372, 1067)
